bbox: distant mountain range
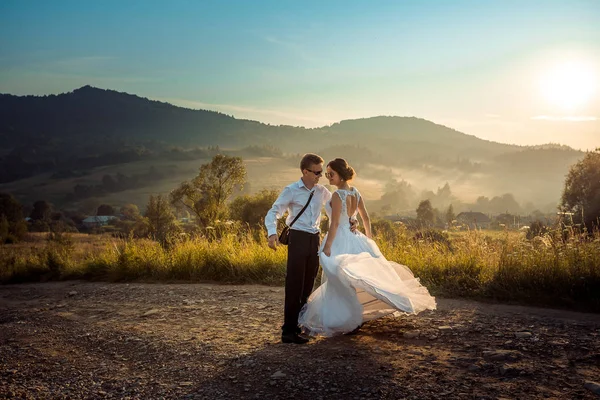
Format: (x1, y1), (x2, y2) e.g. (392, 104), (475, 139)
(0, 86), (587, 210)
(1, 85), (529, 156)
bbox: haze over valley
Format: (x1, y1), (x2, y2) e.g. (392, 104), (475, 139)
(0, 86), (590, 217)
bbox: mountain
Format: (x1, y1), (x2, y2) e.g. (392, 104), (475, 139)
(0, 86), (586, 210)
(1, 85), (518, 156)
(0, 85), (300, 149)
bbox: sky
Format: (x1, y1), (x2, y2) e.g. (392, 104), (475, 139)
(1, 0), (599, 150)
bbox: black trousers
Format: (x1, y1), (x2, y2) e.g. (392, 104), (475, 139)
(282, 229), (320, 334)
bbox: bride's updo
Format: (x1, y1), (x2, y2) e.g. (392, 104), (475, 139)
(327, 158), (355, 181)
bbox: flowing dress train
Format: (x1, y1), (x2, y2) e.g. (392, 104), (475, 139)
(298, 188), (436, 336)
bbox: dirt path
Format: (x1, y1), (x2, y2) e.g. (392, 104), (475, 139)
(1, 282), (599, 399)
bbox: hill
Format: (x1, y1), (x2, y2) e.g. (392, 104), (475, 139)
(1, 86), (523, 157)
(0, 86), (587, 211)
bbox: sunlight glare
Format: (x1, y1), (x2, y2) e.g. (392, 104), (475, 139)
(539, 61), (597, 111)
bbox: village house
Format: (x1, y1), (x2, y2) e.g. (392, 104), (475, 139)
(456, 211), (491, 229)
(82, 215), (118, 228)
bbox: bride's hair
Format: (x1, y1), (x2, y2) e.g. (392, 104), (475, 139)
(327, 158), (355, 181)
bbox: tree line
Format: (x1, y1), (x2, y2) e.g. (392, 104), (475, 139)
(2, 149), (599, 245)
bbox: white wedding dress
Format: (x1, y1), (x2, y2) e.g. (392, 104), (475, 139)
(298, 187), (437, 336)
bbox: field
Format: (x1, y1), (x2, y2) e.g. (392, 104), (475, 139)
(0, 156), (386, 210)
(2, 226), (599, 312)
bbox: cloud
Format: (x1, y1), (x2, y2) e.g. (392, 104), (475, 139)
(531, 115), (598, 122)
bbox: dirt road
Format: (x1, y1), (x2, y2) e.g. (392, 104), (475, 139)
(1, 282), (599, 399)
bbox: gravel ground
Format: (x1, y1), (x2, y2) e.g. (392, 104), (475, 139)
(1, 281), (599, 399)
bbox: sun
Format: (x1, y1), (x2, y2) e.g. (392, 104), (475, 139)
(539, 61), (597, 111)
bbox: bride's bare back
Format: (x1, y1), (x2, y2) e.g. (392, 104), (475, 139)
(345, 189), (358, 217)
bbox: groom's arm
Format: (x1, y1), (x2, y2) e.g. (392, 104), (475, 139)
(265, 187), (292, 248)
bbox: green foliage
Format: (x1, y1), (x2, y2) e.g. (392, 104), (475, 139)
(445, 204), (455, 225)
(0, 193), (23, 222)
(171, 154), (247, 226)
(144, 194), (180, 245)
(229, 190), (279, 227)
(416, 199), (435, 227)
(30, 200), (52, 221)
(561, 149), (600, 231)
(0, 193), (27, 243)
(120, 204), (140, 220)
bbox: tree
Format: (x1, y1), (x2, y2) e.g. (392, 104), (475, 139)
(229, 190), (279, 226)
(144, 194), (179, 243)
(120, 204), (140, 220)
(445, 204), (456, 225)
(379, 178), (415, 213)
(416, 199), (435, 227)
(0, 193), (27, 243)
(96, 204), (115, 216)
(561, 149), (600, 231)
(171, 154), (246, 226)
(475, 196), (490, 211)
(0, 193), (24, 223)
(435, 182), (455, 208)
(30, 200), (52, 221)
(0, 215), (9, 243)
(489, 193), (522, 214)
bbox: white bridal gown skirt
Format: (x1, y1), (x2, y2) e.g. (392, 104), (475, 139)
(298, 228), (437, 337)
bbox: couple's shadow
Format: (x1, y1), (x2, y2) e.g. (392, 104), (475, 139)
(188, 314), (443, 400)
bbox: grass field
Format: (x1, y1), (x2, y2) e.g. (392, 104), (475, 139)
(2, 226), (599, 312)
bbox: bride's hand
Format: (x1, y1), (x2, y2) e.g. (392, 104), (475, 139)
(322, 246), (331, 257)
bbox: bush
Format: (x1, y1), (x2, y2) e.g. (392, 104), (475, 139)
(229, 190), (279, 228)
(526, 220), (548, 240)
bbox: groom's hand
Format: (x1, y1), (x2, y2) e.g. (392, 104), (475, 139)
(349, 218), (359, 233)
(268, 234), (278, 250)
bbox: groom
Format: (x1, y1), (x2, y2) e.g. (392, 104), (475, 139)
(265, 153), (355, 344)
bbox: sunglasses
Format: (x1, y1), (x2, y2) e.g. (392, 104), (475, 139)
(325, 172), (334, 179)
(306, 168), (323, 176)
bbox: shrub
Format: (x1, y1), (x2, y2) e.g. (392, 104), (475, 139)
(526, 220), (549, 240)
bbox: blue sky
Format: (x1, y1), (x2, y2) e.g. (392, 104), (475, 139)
(1, 0), (599, 149)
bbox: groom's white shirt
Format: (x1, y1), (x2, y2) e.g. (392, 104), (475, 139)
(265, 179), (332, 237)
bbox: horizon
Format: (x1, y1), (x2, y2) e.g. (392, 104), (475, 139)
(1, 0), (599, 150)
(0, 84), (591, 151)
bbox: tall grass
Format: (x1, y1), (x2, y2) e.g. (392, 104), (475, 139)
(1, 226), (599, 311)
(0, 231), (287, 285)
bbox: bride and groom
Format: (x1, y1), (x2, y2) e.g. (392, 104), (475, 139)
(265, 154), (436, 344)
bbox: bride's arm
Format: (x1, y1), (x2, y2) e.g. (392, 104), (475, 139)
(322, 192), (342, 257)
(357, 196), (372, 238)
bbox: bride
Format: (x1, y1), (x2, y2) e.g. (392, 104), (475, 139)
(298, 158), (437, 337)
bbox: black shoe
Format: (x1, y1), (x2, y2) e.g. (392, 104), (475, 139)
(295, 327), (311, 340)
(281, 332), (309, 344)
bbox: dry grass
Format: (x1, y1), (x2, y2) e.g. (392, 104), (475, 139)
(1, 226), (599, 311)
